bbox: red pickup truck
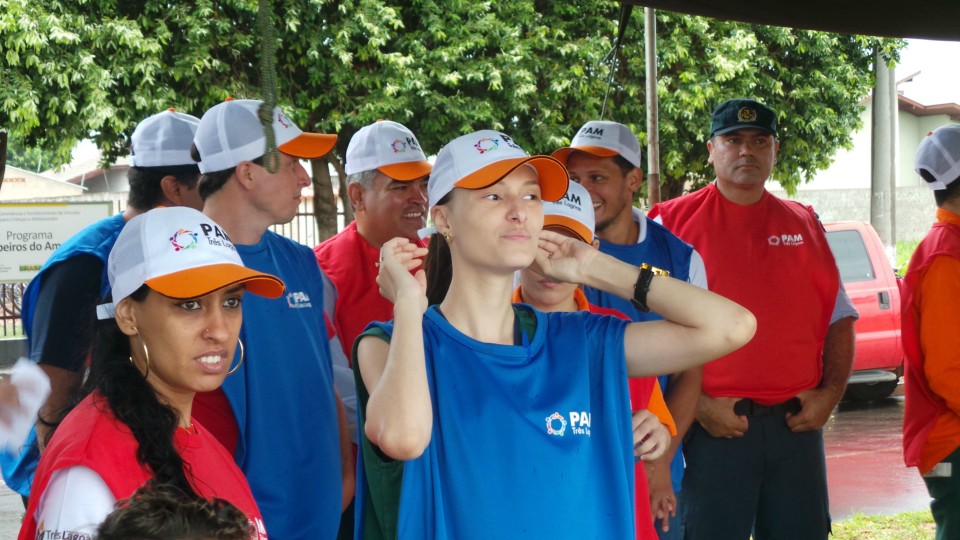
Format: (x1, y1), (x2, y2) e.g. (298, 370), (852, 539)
(824, 221), (904, 401)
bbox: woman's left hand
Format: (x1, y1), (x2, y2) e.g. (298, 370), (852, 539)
(531, 230), (600, 286)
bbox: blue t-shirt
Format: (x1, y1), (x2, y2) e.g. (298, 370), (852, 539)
(582, 216), (694, 494)
(358, 305), (635, 539)
(2, 213), (125, 496)
(225, 231), (342, 540)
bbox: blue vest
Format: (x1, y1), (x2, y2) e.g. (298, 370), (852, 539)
(582, 215), (694, 494)
(360, 306), (635, 539)
(2, 213), (125, 496)
(226, 231), (341, 540)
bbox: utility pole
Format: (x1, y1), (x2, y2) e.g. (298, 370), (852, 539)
(644, 7), (661, 205)
(870, 50), (897, 254)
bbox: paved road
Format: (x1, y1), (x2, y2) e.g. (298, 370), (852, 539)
(0, 386), (931, 536)
(825, 389), (931, 519)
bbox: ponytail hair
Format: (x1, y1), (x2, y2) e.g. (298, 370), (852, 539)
(424, 192), (454, 306)
(425, 233), (452, 306)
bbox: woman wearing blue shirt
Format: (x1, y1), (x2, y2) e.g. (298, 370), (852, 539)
(352, 130), (756, 539)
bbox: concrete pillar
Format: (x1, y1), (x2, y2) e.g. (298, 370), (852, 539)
(871, 51), (897, 251)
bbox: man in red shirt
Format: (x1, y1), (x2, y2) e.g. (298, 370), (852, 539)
(902, 123), (960, 537)
(649, 99), (857, 540)
(314, 120), (432, 438)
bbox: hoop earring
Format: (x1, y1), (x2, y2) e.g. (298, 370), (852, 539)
(227, 340), (244, 376)
(442, 231), (452, 243)
(130, 327), (151, 380)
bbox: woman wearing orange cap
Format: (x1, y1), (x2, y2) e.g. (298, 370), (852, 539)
(19, 207), (284, 540)
(352, 130), (756, 539)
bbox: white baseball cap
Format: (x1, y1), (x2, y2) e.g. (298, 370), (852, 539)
(427, 130), (568, 210)
(97, 207), (284, 320)
(193, 98), (337, 174)
(543, 181), (594, 243)
(129, 109), (200, 168)
(916, 123), (960, 190)
(345, 120), (432, 181)
(551, 120), (642, 169)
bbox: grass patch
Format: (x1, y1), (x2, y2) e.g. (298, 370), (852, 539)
(896, 239), (921, 275)
(831, 510), (934, 539)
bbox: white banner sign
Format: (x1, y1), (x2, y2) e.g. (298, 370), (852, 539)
(0, 202), (114, 282)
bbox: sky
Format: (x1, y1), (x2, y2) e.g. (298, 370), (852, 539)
(895, 38), (960, 106)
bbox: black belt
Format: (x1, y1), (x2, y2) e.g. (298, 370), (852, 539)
(733, 397), (801, 417)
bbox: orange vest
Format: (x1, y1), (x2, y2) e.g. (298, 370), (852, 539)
(902, 211), (960, 473)
(653, 184), (838, 404)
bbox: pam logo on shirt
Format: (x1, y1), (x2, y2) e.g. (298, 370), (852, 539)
(286, 291), (313, 309)
(545, 410), (591, 437)
(768, 233), (804, 247)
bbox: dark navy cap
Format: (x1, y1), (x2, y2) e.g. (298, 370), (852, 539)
(710, 99), (778, 138)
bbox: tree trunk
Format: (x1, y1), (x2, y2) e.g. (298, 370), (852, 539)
(329, 155), (354, 224)
(311, 156), (339, 242)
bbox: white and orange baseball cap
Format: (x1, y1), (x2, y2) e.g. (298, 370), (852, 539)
(97, 207), (284, 319)
(551, 120), (642, 169)
(542, 181), (594, 243)
(193, 98), (337, 173)
(916, 123), (960, 190)
(426, 130), (568, 210)
(345, 120), (432, 181)
(129, 108), (201, 168)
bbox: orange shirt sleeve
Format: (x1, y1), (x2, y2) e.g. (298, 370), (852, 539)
(647, 381), (677, 436)
(919, 255), (960, 416)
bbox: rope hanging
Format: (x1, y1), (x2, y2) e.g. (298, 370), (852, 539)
(600, 4), (634, 120)
(257, 0), (280, 173)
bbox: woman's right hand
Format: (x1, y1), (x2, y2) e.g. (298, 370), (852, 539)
(376, 237), (429, 312)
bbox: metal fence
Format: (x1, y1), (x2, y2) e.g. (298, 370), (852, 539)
(0, 198), (335, 337)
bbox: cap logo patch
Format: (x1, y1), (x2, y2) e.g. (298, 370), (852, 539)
(391, 139), (408, 153)
(199, 222), (236, 250)
(738, 107), (757, 123)
(559, 191), (582, 209)
(276, 111), (291, 129)
(474, 137), (500, 154)
(169, 229), (199, 251)
(390, 137), (421, 153)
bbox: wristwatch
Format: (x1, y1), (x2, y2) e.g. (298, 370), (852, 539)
(630, 263), (670, 312)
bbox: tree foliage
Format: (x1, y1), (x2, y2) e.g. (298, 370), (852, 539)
(1, 0), (902, 226)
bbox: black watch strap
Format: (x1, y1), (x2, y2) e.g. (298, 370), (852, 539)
(630, 263), (669, 312)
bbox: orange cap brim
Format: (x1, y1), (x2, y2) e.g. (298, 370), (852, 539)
(543, 217), (592, 244)
(279, 132), (338, 159)
(146, 263), (285, 300)
(454, 156), (569, 202)
(551, 145), (619, 166)
(379, 160), (433, 181)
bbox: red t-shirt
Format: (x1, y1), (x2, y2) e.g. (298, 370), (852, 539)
(651, 184), (839, 404)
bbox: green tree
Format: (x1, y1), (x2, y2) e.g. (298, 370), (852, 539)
(1, 0), (902, 236)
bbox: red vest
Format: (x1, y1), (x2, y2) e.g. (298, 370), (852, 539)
(652, 184), (839, 404)
(20, 393), (267, 540)
(902, 218), (960, 470)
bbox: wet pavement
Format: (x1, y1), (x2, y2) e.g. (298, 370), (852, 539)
(0, 386), (931, 535)
(825, 388), (931, 519)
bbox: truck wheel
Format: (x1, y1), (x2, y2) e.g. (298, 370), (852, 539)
(845, 380), (899, 402)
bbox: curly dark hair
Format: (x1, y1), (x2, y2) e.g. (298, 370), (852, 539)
(96, 481), (252, 540)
